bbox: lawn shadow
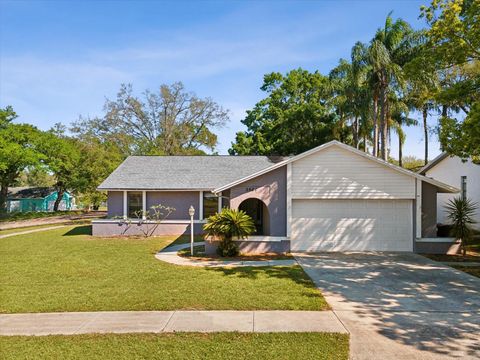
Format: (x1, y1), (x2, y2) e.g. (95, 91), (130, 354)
(205, 264), (321, 292)
(164, 235), (204, 248)
(62, 225), (92, 236)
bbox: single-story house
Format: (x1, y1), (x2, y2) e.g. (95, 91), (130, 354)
(93, 141), (458, 253)
(420, 153), (480, 230)
(7, 187), (75, 213)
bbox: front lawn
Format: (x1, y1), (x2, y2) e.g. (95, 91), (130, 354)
(0, 332), (349, 360)
(0, 226), (327, 313)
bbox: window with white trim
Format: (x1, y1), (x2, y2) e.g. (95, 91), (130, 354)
(127, 191), (143, 218)
(203, 192), (218, 219)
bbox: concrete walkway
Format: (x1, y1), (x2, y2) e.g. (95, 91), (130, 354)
(0, 311), (347, 336)
(0, 212), (105, 230)
(0, 225), (66, 239)
(156, 242), (297, 267)
(295, 252), (480, 360)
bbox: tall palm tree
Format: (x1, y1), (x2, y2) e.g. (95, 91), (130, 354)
(404, 49), (440, 166)
(390, 97), (418, 167)
(367, 14), (415, 160)
(329, 42), (370, 150)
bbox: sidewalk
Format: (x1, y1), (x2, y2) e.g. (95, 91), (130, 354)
(0, 225), (66, 239)
(156, 242), (298, 267)
(0, 212), (105, 230)
(0, 311), (347, 336)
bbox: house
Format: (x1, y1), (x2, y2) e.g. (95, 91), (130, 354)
(7, 187), (75, 213)
(93, 141), (458, 253)
(420, 153), (480, 230)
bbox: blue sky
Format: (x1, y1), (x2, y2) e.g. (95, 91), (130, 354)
(0, 0), (442, 159)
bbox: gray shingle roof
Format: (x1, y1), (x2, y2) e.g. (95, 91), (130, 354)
(8, 187), (56, 199)
(98, 156), (287, 190)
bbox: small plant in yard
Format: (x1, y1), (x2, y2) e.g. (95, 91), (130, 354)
(203, 208), (255, 257)
(445, 197), (478, 257)
(116, 204), (175, 237)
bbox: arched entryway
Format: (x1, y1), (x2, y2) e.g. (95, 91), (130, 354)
(238, 198), (270, 236)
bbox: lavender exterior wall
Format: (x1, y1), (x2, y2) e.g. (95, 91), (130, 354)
(92, 221), (204, 236)
(415, 240), (460, 254)
(147, 191), (200, 220)
(229, 166), (287, 237)
(107, 191), (123, 217)
(205, 239), (290, 255)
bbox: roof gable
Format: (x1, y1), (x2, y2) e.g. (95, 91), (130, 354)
(419, 153), (449, 174)
(213, 141), (459, 193)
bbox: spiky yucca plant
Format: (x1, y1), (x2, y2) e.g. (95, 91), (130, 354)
(203, 208), (256, 257)
(444, 197), (478, 256)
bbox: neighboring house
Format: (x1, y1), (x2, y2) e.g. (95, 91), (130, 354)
(94, 141), (458, 253)
(7, 187), (75, 213)
(420, 153), (480, 230)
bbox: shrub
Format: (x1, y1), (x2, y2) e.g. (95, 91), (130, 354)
(444, 197), (478, 256)
(203, 208), (256, 257)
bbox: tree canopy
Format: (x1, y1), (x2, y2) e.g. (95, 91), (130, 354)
(0, 107), (44, 212)
(230, 2), (479, 165)
(230, 69), (337, 155)
(72, 83), (229, 156)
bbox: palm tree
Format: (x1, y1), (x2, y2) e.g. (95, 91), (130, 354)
(404, 49), (439, 165)
(367, 14), (415, 160)
(390, 98), (418, 167)
(203, 208), (256, 257)
(329, 42), (370, 150)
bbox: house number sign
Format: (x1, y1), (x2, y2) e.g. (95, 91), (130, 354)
(245, 185), (271, 193)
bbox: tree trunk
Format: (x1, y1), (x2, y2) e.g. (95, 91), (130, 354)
(372, 92), (378, 156)
(53, 188), (65, 212)
(379, 87), (387, 161)
(398, 135), (403, 168)
(363, 133), (367, 153)
(442, 105), (447, 118)
(423, 106), (428, 165)
(372, 94), (379, 157)
(0, 183), (8, 213)
(353, 116), (359, 149)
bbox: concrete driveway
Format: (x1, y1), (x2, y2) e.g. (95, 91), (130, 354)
(295, 252), (480, 360)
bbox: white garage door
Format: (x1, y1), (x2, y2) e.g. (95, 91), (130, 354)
(291, 199), (413, 252)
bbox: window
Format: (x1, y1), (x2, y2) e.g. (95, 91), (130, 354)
(203, 192), (218, 219)
(461, 176), (467, 200)
(127, 192), (143, 218)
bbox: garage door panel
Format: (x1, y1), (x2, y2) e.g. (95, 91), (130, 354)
(291, 199), (413, 252)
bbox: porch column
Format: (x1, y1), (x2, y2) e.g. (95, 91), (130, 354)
(415, 178), (422, 239)
(218, 191), (222, 213)
(142, 191), (147, 220)
(286, 163), (292, 238)
(199, 191), (204, 220)
(123, 191), (127, 219)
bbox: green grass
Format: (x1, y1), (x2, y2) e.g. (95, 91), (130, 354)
(0, 226), (327, 313)
(0, 333), (349, 360)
